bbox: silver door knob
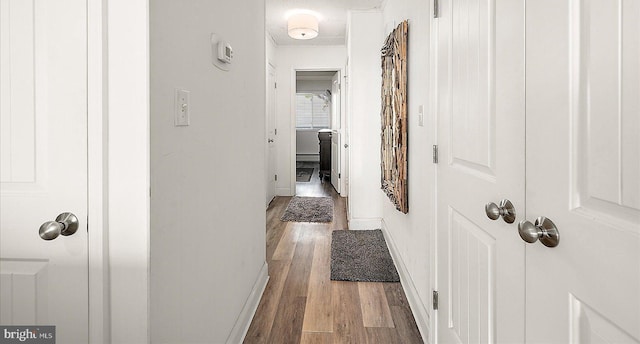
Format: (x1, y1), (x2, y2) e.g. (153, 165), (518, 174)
(517, 216), (560, 247)
(39, 212), (79, 241)
(485, 199), (516, 223)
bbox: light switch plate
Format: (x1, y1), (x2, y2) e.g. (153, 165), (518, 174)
(175, 89), (190, 126)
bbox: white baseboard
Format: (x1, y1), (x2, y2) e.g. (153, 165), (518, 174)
(276, 187), (292, 196)
(348, 217), (382, 230)
(381, 219), (431, 344)
(226, 261), (269, 344)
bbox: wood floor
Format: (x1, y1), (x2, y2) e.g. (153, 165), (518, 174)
(244, 163), (423, 344)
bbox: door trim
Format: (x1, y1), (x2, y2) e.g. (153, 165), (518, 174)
(88, 1), (152, 342)
(289, 67), (345, 196)
(88, 0), (109, 342)
(88, 0), (152, 342)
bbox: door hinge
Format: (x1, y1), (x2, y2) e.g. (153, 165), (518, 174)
(433, 145), (439, 164)
(339, 173), (341, 179)
(274, 82), (277, 89)
(433, 0), (439, 18)
(433, 290), (439, 310)
(275, 174), (278, 181)
(274, 129), (277, 135)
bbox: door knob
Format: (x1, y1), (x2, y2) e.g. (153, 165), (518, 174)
(485, 199), (516, 223)
(517, 216), (560, 247)
(267, 139), (274, 143)
(39, 212), (79, 241)
(344, 143), (349, 148)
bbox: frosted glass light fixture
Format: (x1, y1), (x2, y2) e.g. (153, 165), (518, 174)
(287, 13), (319, 40)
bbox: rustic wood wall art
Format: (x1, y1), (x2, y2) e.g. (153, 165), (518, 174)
(380, 20), (408, 214)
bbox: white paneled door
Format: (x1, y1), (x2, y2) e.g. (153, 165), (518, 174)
(266, 64), (277, 205)
(0, 0), (88, 342)
(525, 0), (640, 342)
(436, 0), (526, 342)
(437, 0), (640, 343)
(331, 72), (341, 193)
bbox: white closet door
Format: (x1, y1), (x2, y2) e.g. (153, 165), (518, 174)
(525, 0), (640, 342)
(436, 0), (526, 342)
(0, 0), (89, 342)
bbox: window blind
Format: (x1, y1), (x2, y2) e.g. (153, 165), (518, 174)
(296, 92), (330, 129)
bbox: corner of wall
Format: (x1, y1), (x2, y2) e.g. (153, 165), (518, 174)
(226, 262), (269, 344)
(381, 219), (431, 343)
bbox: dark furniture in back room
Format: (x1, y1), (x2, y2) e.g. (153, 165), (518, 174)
(318, 129), (331, 181)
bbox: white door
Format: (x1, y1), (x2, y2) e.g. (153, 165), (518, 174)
(266, 64), (277, 205)
(436, 0), (526, 342)
(0, 0), (88, 342)
(341, 64), (349, 198)
(330, 130), (340, 192)
(525, 1), (640, 342)
(330, 72), (341, 193)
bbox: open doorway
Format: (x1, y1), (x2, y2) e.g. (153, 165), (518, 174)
(294, 70), (343, 197)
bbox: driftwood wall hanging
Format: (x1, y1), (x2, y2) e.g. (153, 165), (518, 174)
(380, 20), (408, 214)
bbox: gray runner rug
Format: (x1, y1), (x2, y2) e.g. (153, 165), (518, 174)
(331, 229), (400, 282)
(280, 196), (333, 223)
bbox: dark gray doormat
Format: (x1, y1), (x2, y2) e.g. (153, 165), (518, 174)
(296, 167), (314, 182)
(280, 196), (333, 223)
(331, 229), (400, 282)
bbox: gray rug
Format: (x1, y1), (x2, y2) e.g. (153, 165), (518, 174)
(280, 196), (333, 223)
(330, 229), (400, 282)
(296, 168), (314, 182)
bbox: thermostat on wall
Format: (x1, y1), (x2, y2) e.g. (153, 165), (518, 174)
(210, 33), (231, 71)
(217, 41), (233, 64)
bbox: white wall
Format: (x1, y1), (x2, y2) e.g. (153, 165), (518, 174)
(107, 0), (150, 342)
(346, 11), (384, 229)
(379, 0), (435, 341)
(150, 1), (267, 343)
(296, 79), (332, 92)
(296, 130), (320, 159)
(274, 45), (347, 195)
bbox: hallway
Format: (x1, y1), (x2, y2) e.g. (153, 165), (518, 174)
(244, 164), (423, 343)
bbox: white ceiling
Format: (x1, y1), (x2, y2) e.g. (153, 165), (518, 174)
(266, 0), (384, 46)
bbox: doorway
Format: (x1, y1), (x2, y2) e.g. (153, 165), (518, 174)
(293, 70), (344, 197)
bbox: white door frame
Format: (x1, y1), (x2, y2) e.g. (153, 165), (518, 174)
(289, 67), (345, 195)
(87, 0), (109, 342)
(430, 1), (439, 342)
(266, 62), (277, 206)
(87, 0), (151, 342)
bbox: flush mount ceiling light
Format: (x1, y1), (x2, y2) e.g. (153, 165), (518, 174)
(287, 12), (319, 40)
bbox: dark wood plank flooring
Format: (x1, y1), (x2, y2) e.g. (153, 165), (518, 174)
(245, 162), (423, 344)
